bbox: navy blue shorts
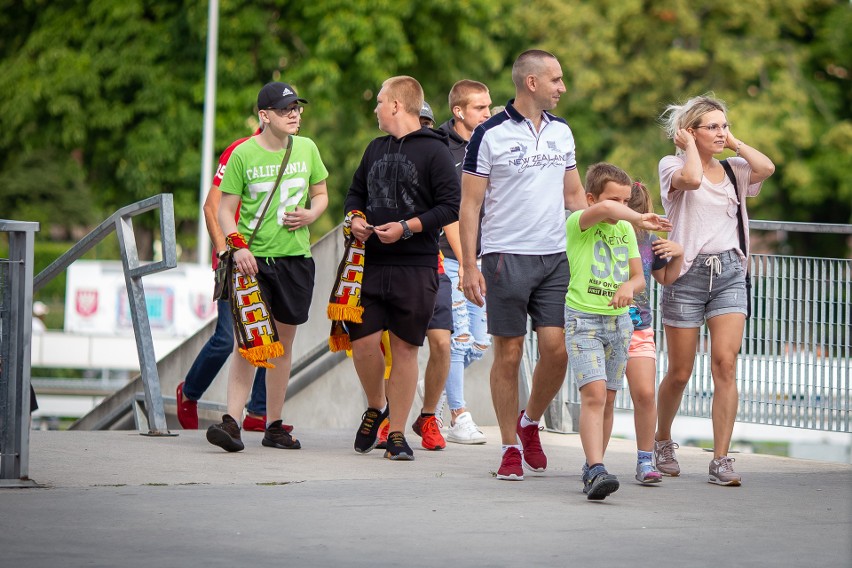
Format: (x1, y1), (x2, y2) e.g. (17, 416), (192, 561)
(427, 272), (453, 332)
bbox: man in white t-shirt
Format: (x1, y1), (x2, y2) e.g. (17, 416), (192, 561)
(460, 49), (586, 481)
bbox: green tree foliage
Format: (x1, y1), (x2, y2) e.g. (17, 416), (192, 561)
(517, 0), (851, 254)
(0, 0), (848, 258)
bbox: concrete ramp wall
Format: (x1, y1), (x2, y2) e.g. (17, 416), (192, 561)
(74, 225), (498, 432)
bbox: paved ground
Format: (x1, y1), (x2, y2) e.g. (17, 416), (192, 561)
(2, 428), (851, 568)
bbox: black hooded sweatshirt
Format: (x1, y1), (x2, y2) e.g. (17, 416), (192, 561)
(437, 119), (482, 260)
(438, 118), (468, 177)
(344, 127), (460, 269)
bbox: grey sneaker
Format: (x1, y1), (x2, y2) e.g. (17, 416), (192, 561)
(583, 464), (620, 500)
(654, 439), (681, 477)
(635, 461), (663, 484)
(709, 456), (742, 486)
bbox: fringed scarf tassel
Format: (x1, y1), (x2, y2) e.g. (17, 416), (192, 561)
(327, 210), (367, 352)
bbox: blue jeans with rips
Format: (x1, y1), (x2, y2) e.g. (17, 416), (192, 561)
(182, 299), (266, 415)
(443, 258), (491, 410)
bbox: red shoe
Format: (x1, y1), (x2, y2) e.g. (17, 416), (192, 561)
(375, 419), (390, 449)
(496, 447), (524, 480)
(242, 414), (293, 433)
(176, 382), (198, 429)
(411, 414), (446, 451)
(517, 411), (546, 472)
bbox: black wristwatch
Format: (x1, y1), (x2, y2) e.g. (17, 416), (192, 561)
(399, 219), (413, 240)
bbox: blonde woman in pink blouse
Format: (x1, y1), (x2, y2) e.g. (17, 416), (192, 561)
(654, 94), (775, 486)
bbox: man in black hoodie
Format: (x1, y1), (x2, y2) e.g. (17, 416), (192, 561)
(344, 75), (460, 461)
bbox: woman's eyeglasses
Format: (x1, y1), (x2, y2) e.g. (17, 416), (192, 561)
(693, 123), (730, 133)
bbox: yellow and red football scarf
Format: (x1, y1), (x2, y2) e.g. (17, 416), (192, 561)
(227, 232), (284, 368)
(327, 211), (367, 352)
(327, 213), (393, 375)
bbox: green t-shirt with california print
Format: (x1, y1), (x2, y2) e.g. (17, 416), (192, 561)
(219, 136), (328, 258)
(565, 210), (640, 316)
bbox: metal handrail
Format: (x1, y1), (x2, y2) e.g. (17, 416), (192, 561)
(32, 194), (177, 436)
(749, 220), (852, 234)
(34, 194), (176, 291)
(0, 220), (39, 486)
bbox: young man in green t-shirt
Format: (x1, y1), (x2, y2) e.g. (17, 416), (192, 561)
(206, 82), (329, 453)
(564, 163), (671, 499)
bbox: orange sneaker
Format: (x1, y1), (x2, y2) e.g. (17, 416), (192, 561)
(375, 418), (390, 449)
(411, 414), (445, 451)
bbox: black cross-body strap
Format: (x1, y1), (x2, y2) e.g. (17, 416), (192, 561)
(720, 159), (747, 257)
(247, 135), (293, 249)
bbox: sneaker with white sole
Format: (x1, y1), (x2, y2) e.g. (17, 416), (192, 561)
(635, 460), (663, 484)
(496, 447), (523, 481)
(517, 411), (547, 472)
(446, 411), (487, 445)
(654, 439), (681, 477)
(709, 456), (742, 486)
(435, 391), (447, 426)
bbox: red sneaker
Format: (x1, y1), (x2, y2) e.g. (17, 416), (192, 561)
(411, 414), (445, 450)
(496, 447), (524, 481)
(176, 382), (198, 429)
(517, 411), (547, 472)
(243, 414), (293, 433)
(375, 418), (390, 450)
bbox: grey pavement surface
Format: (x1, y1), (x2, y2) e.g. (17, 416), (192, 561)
(2, 428), (851, 568)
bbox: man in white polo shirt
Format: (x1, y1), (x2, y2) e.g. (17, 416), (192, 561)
(460, 49), (586, 480)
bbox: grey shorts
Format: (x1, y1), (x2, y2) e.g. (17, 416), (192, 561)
(661, 249), (747, 328)
(565, 306), (632, 391)
(481, 252), (569, 336)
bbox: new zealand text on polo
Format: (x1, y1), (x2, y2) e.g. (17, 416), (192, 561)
(462, 101), (578, 255)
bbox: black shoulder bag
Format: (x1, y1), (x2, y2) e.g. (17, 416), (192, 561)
(213, 136), (294, 301)
(720, 158), (753, 319)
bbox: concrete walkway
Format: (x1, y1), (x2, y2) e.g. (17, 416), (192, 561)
(2, 428), (851, 568)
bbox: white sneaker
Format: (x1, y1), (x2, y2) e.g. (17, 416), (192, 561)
(435, 392), (447, 426)
(446, 411), (487, 445)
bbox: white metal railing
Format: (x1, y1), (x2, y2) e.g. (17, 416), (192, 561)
(533, 222), (851, 434)
(643, 253), (849, 432)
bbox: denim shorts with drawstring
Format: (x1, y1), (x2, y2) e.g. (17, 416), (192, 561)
(661, 248), (747, 328)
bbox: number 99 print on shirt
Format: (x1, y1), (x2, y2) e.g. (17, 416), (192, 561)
(564, 211), (640, 316)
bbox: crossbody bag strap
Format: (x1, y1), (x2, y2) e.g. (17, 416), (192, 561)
(247, 135), (293, 249)
(720, 158), (747, 257)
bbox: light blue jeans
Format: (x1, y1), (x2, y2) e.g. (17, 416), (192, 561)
(444, 258), (491, 410)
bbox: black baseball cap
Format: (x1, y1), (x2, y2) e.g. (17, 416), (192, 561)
(420, 101), (435, 122)
(257, 82), (308, 110)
